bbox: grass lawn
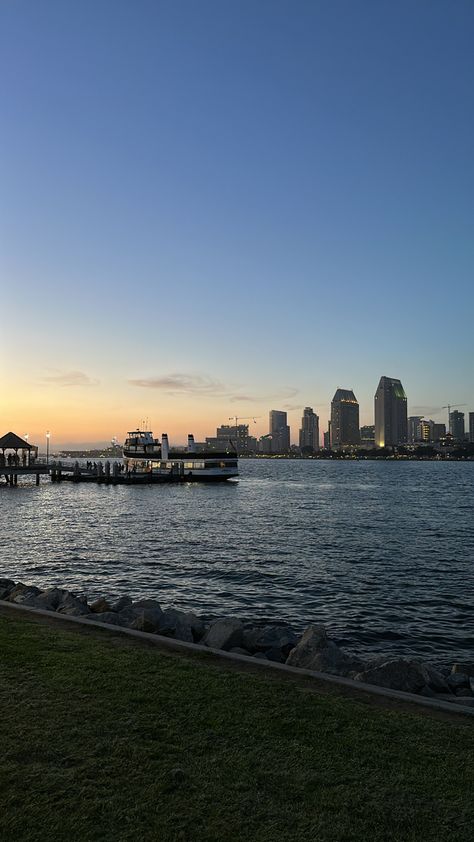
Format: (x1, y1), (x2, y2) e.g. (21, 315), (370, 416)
(0, 612), (473, 842)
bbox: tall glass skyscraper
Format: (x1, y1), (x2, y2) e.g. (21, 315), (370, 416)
(449, 410), (465, 441)
(330, 389), (360, 447)
(299, 407), (320, 451)
(374, 376), (408, 448)
(269, 410), (290, 452)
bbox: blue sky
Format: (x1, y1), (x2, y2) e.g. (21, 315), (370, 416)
(1, 0), (473, 445)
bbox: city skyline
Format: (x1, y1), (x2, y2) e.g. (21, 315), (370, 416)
(2, 2), (473, 447)
(7, 371), (473, 451)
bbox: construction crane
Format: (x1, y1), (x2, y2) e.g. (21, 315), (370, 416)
(226, 416), (261, 452)
(441, 404), (467, 433)
(228, 415), (261, 428)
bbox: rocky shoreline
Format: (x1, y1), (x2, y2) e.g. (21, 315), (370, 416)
(1, 578), (473, 708)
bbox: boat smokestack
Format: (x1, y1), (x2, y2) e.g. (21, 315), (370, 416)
(161, 434), (169, 460)
(187, 434), (195, 452)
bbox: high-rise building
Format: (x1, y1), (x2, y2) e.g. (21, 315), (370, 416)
(449, 410), (465, 441)
(374, 376), (408, 448)
(299, 407), (320, 452)
(359, 425), (375, 449)
(418, 420), (431, 442)
(330, 389), (360, 448)
(408, 416), (423, 444)
(269, 410), (290, 452)
(323, 425), (331, 449)
(469, 412), (474, 444)
(428, 421), (446, 442)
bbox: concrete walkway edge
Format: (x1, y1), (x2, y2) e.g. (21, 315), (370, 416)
(1, 599), (473, 718)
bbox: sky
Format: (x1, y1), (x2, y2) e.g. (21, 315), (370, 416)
(1, 0), (473, 448)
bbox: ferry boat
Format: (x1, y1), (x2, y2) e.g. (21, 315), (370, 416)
(122, 430), (238, 482)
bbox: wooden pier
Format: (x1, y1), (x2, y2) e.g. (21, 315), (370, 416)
(0, 461), (214, 486)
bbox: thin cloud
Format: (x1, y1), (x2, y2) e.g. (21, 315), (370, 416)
(128, 372), (299, 405)
(128, 373), (228, 396)
(229, 387), (299, 404)
(42, 370), (99, 387)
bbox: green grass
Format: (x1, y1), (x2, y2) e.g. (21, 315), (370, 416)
(0, 614), (473, 842)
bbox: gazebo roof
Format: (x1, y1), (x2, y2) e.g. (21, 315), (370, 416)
(0, 432), (32, 450)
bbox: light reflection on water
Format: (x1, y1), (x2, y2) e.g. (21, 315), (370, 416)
(1, 459), (473, 664)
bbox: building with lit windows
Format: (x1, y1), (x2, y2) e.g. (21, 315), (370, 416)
(408, 416), (423, 444)
(330, 389), (360, 448)
(428, 421), (446, 442)
(206, 424), (257, 454)
(269, 410), (290, 452)
(299, 407), (320, 451)
(374, 377), (408, 448)
(449, 410), (465, 441)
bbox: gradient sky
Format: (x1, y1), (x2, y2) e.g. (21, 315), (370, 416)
(1, 0), (473, 448)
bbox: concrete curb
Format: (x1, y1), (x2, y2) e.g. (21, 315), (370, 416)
(1, 599), (473, 718)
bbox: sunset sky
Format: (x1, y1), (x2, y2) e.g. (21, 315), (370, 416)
(1, 1), (473, 448)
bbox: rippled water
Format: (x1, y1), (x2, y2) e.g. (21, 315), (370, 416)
(1, 460), (473, 664)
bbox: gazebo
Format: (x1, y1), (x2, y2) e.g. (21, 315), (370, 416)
(0, 432), (37, 468)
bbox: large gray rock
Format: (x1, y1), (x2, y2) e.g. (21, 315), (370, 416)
(21, 587), (72, 611)
(157, 608), (194, 643)
(21, 592), (59, 611)
(202, 618), (244, 651)
(7, 584), (42, 604)
(0, 579), (16, 599)
(286, 625), (363, 676)
(133, 598), (163, 612)
(119, 601), (163, 633)
(110, 595), (133, 613)
(57, 592), (90, 616)
(59, 604), (91, 617)
(128, 612), (158, 633)
(90, 597), (112, 614)
(420, 663), (450, 693)
(183, 611), (206, 641)
(354, 658), (448, 695)
(447, 673), (470, 691)
(242, 626), (298, 660)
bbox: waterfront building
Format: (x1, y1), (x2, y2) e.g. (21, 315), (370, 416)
(323, 428), (331, 449)
(408, 416), (423, 444)
(258, 434), (273, 454)
(418, 420), (431, 442)
(428, 421), (446, 442)
(269, 410), (290, 453)
(360, 425), (375, 444)
(330, 389), (360, 448)
(449, 410), (465, 441)
(299, 407), (320, 451)
(470, 412), (474, 444)
(205, 424), (256, 453)
(374, 376), (408, 448)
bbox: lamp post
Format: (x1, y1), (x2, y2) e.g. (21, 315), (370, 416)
(46, 431), (50, 465)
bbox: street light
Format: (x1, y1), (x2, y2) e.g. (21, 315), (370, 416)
(46, 431), (50, 465)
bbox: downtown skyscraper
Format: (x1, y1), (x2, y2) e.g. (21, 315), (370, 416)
(330, 389), (360, 447)
(299, 407), (320, 451)
(269, 410), (290, 452)
(374, 376), (408, 448)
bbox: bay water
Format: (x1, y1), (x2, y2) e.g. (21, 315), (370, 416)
(1, 459), (473, 665)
